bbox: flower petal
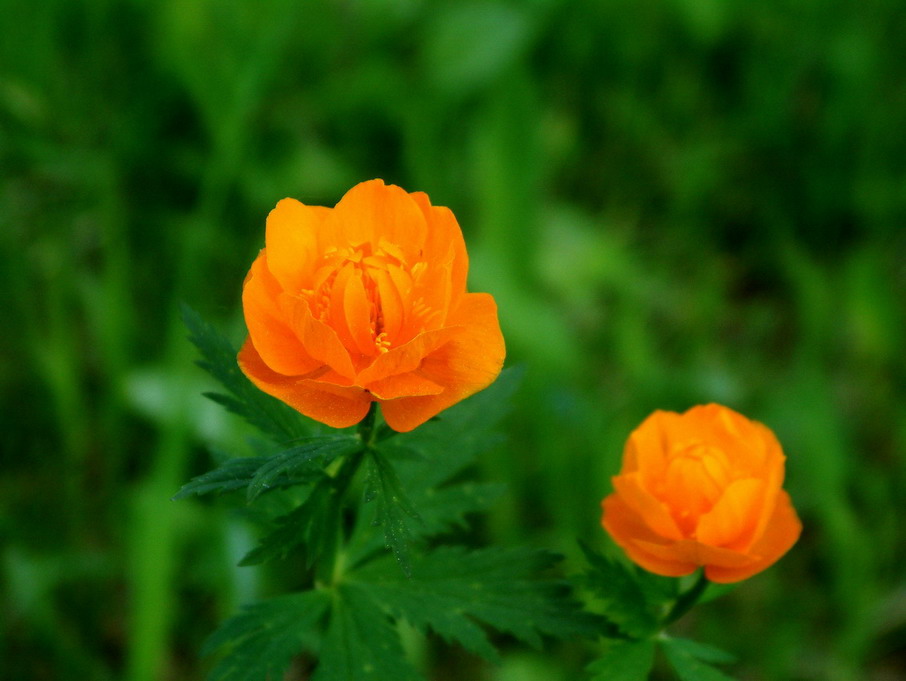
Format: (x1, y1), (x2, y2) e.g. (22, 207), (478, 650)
(277, 293), (356, 380)
(696, 478), (766, 550)
(367, 372), (444, 400)
(704, 491), (802, 583)
(238, 336), (371, 428)
(328, 179), (427, 253)
(612, 473), (684, 541)
(601, 495), (698, 577)
(242, 251), (320, 376)
(356, 326), (461, 387)
(265, 198), (329, 292)
(379, 292), (504, 432)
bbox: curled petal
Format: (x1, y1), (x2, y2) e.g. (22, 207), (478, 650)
(612, 474), (683, 541)
(380, 293), (504, 432)
(602, 495), (698, 578)
(704, 491), (802, 584)
(238, 336), (371, 429)
(242, 252), (320, 377)
(265, 199), (329, 292)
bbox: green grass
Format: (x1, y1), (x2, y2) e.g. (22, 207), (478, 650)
(2, 0), (905, 679)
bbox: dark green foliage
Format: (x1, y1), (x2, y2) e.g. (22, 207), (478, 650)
(354, 546), (602, 663)
(170, 456), (265, 499)
(238, 466), (352, 568)
(587, 639), (656, 681)
(172, 435), (360, 502)
(245, 437), (360, 503)
(203, 590), (331, 681)
(661, 637), (737, 681)
(312, 584), (423, 681)
(362, 448), (420, 577)
(578, 543), (660, 639)
(181, 305), (309, 443)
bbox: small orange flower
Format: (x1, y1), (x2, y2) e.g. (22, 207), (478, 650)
(601, 404), (801, 583)
(238, 179), (505, 432)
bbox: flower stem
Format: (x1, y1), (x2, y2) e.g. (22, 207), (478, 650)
(358, 402), (378, 448)
(663, 571), (709, 625)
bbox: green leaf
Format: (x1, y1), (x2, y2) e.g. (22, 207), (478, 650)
(172, 435), (359, 502)
(633, 566), (680, 607)
(313, 584), (423, 681)
(362, 448), (421, 577)
(587, 638), (656, 681)
(246, 436), (360, 502)
(172, 456), (265, 499)
(204, 589), (330, 681)
(181, 304), (309, 443)
(240, 451), (363, 568)
(353, 546), (601, 663)
(346, 476), (505, 571)
(662, 637), (738, 681)
(579, 543), (659, 638)
(392, 366), (523, 481)
(342, 369), (519, 568)
(663, 637), (736, 665)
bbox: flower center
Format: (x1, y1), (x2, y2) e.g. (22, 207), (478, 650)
(660, 440), (732, 534)
(300, 241), (434, 359)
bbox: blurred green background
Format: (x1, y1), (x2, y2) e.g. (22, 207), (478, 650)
(2, 0), (905, 679)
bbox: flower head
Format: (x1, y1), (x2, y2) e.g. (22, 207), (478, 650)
(601, 404), (801, 583)
(238, 179), (505, 432)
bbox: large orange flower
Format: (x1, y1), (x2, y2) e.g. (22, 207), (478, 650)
(238, 179), (505, 432)
(601, 405), (801, 583)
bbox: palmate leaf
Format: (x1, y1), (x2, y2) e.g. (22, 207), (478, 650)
(661, 637), (738, 681)
(239, 476), (341, 567)
(181, 304), (309, 443)
(353, 546), (602, 663)
(346, 475), (506, 571)
(343, 369), (520, 569)
(578, 543), (660, 638)
(362, 448), (421, 577)
(587, 638), (656, 681)
(245, 436), (360, 502)
(203, 589), (331, 681)
(172, 434), (360, 501)
(171, 456), (264, 499)
(239, 448), (365, 568)
(312, 584), (423, 681)
(390, 367), (523, 483)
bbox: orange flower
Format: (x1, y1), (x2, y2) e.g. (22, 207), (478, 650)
(238, 179), (505, 432)
(601, 405), (801, 583)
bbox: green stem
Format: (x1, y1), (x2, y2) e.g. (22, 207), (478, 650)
(663, 571), (709, 625)
(358, 402), (379, 448)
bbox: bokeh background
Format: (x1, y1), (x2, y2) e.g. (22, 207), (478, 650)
(2, 0), (905, 679)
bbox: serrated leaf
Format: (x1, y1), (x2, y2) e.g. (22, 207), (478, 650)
(172, 435), (359, 502)
(390, 366), (523, 482)
(346, 478), (506, 570)
(587, 638), (656, 681)
(579, 543), (659, 638)
(663, 637), (736, 665)
(172, 456), (265, 499)
(362, 449), (421, 577)
(246, 435), (360, 502)
(240, 461), (356, 568)
(633, 566), (680, 607)
(181, 305), (309, 443)
(204, 589), (330, 681)
(342, 370), (520, 568)
(313, 583), (423, 681)
(662, 637), (738, 681)
(353, 546), (601, 663)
